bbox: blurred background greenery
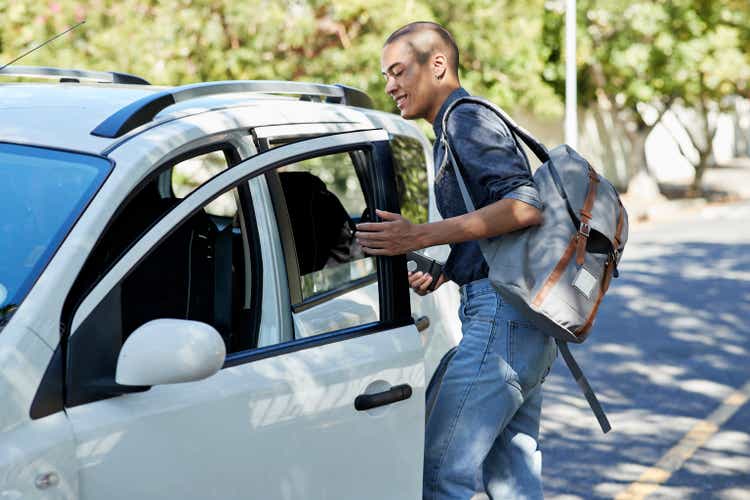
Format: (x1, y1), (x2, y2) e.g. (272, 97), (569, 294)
(2, 0), (749, 194)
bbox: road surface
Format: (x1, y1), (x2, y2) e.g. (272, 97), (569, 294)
(541, 201), (750, 499)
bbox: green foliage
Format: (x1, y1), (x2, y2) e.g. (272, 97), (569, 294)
(391, 135), (428, 225)
(542, 0), (750, 188)
(542, 0), (750, 117)
(0, 0), (560, 118)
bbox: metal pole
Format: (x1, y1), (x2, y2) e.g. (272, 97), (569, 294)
(565, 0), (578, 148)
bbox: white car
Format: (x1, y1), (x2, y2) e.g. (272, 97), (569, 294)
(0, 66), (461, 499)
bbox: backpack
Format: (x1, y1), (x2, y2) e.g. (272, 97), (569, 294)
(441, 97), (628, 433)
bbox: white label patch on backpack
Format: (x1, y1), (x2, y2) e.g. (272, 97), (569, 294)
(572, 267), (598, 299)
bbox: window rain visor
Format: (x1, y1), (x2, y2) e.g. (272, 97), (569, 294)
(0, 143), (111, 330)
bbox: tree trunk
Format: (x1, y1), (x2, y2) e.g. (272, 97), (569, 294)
(733, 97), (750, 158)
(624, 131), (662, 199)
(690, 154), (710, 196)
(591, 104), (627, 188)
(625, 130), (648, 176)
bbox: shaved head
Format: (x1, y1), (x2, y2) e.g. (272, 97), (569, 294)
(384, 22), (460, 78)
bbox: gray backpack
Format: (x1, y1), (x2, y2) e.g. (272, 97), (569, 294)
(441, 97), (628, 433)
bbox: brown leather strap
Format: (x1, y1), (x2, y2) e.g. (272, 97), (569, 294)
(533, 233), (579, 308)
(576, 170), (600, 266)
(576, 258), (615, 338)
(576, 198), (624, 339)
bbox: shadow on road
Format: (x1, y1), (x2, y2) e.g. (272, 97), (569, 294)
(541, 240), (750, 499)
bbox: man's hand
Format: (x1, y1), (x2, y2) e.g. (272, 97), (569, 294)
(408, 271), (446, 296)
(355, 209), (420, 256)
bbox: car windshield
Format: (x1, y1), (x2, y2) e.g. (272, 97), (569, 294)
(0, 143), (111, 330)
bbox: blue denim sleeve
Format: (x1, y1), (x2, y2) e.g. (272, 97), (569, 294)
(446, 104), (542, 210)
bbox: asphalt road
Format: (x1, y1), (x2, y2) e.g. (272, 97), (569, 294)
(540, 201), (750, 499)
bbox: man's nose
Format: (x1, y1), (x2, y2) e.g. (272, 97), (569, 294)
(385, 76), (398, 95)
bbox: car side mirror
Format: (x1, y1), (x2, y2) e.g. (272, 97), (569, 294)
(115, 319), (226, 387)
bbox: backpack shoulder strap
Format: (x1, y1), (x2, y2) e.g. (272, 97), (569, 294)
(556, 339), (612, 433)
(441, 96), (550, 163)
(439, 96), (544, 214)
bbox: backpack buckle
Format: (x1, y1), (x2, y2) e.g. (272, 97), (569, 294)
(610, 249), (621, 278)
(578, 222), (591, 237)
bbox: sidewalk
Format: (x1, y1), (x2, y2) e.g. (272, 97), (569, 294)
(621, 157), (750, 227)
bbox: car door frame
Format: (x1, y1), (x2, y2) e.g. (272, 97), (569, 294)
(67, 128), (413, 393)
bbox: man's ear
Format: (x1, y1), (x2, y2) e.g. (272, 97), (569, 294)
(432, 52), (448, 80)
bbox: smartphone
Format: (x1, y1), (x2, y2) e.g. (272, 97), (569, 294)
(406, 251), (445, 291)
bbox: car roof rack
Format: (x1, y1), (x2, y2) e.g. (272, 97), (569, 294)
(90, 80), (375, 139)
(0, 65), (150, 85)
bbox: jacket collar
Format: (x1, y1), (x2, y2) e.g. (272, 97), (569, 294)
(432, 87), (470, 139)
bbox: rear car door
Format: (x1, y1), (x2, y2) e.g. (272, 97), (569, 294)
(63, 129), (425, 500)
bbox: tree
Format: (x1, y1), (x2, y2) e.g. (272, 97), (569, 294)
(660, 1), (750, 193)
(542, 0), (750, 194)
(1, 1), (559, 127)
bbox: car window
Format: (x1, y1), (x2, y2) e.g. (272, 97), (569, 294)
(172, 150), (238, 217)
(67, 181), (259, 407)
(0, 143), (111, 330)
(70, 147), (236, 313)
(390, 135), (429, 225)
(275, 152), (375, 302)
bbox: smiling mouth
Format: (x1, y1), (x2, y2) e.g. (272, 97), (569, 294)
(395, 94), (407, 109)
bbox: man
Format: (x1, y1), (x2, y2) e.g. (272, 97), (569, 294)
(354, 22), (557, 499)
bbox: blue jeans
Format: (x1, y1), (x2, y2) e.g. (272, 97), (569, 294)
(424, 278), (557, 500)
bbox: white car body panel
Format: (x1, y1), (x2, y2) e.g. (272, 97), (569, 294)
(0, 83), (155, 153)
(67, 324), (424, 500)
(0, 325), (78, 499)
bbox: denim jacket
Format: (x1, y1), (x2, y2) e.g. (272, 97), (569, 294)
(432, 88), (542, 286)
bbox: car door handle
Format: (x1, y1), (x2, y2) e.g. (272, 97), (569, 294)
(355, 384), (413, 411)
(414, 315), (430, 332)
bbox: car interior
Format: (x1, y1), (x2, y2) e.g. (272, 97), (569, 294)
(70, 151), (366, 357)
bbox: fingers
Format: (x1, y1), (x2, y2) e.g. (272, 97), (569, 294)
(375, 209), (401, 221)
(355, 222), (386, 232)
(359, 245), (401, 256)
(407, 271), (423, 287)
(355, 210), (403, 231)
(355, 231), (391, 244)
(408, 271), (433, 295)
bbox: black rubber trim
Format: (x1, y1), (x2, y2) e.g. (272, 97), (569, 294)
(235, 181), (263, 351)
(222, 318), (412, 368)
(91, 92), (177, 138)
(29, 345), (64, 419)
(110, 72), (150, 85)
(370, 140), (411, 323)
(334, 84), (374, 109)
(92, 81), (373, 139)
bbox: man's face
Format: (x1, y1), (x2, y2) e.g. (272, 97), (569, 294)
(381, 39), (438, 121)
